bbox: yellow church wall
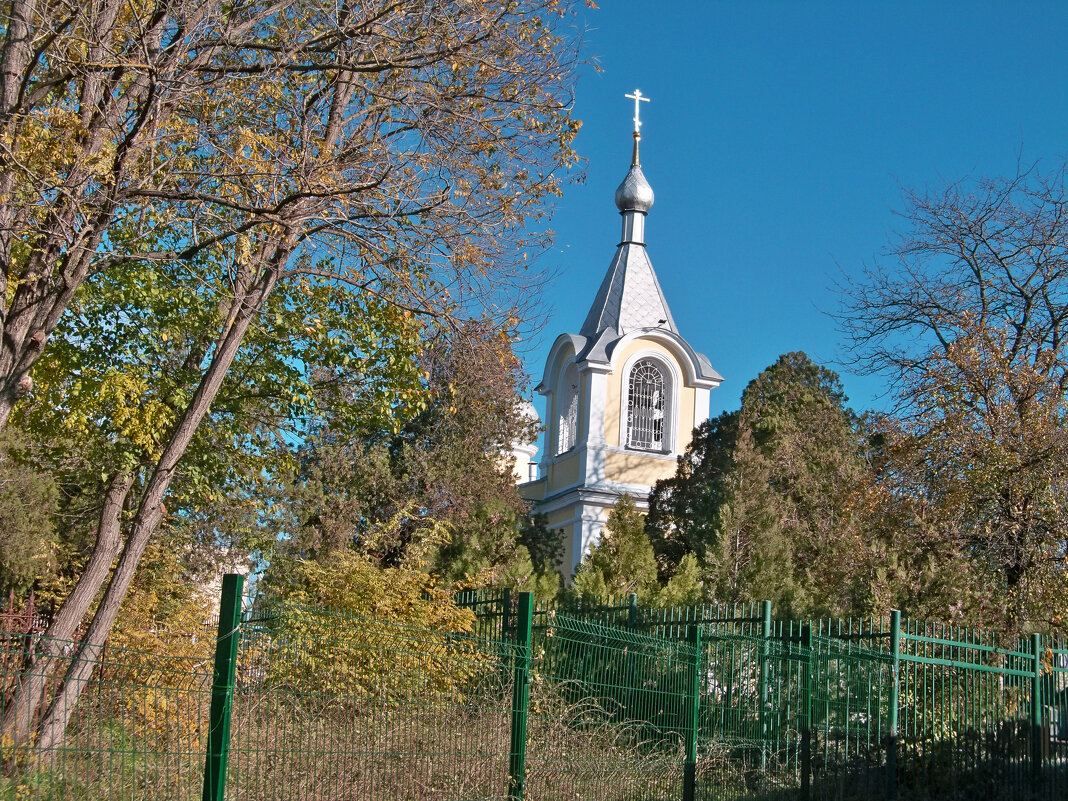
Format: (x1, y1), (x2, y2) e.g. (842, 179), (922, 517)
(678, 385), (696, 451)
(603, 450), (677, 488)
(605, 377), (621, 447)
(602, 336), (699, 454)
(545, 507), (576, 529)
(546, 451), (581, 490)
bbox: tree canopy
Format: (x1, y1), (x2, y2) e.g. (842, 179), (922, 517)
(275, 318), (558, 596)
(0, 0), (581, 429)
(2, 0), (585, 754)
(648, 352), (869, 616)
(839, 165), (1068, 629)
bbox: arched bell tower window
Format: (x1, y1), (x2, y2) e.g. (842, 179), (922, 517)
(556, 362), (579, 455)
(627, 359), (667, 451)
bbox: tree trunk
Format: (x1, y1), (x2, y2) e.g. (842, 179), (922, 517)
(0, 469), (133, 746)
(33, 257), (283, 756)
(0, 0), (43, 354)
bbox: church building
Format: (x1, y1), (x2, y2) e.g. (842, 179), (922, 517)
(517, 93), (722, 576)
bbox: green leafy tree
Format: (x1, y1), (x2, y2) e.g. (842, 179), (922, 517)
(653, 554), (704, 607)
(2, 0), (584, 753)
(0, 429), (59, 597)
(259, 522), (487, 701)
(3, 247), (428, 750)
(276, 318), (555, 594)
(262, 508), (466, 628)
(740, 353), (869, 613)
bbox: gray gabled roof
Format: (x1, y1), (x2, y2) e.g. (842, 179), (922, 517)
(540, 143), (722, 391)
(580, 242), (677, 337)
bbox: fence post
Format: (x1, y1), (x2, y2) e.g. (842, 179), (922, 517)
(508, 591), (533, 801)
(886, 610), (901, 801)
(628, 592), (638, 630)
(682, 623), (702, 801)
(800, 624), (813, 801)
(1031, 632), (1043, 789)
(758, 600), (772, 772)
(202, 573), (245, 801)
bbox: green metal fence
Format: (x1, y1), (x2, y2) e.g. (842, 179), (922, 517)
(459, 589), (1068, 801)
(0, 630), (215, 799)
(1, 580), (1066, 800)
(893, 621), (1047, 801)
(225, 597), (521, 800)
(524, 611), (700, 800)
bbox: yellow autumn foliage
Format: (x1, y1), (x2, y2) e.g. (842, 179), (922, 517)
(249, 549), (499, 706)
(105, 547), (216, 752)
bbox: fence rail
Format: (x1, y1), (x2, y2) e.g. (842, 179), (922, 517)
(0, 582), (1065, 800)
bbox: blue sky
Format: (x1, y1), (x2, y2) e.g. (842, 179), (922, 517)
(522, 1), (1068, 432)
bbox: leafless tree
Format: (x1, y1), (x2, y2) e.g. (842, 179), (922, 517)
(838, 164), (1068, 627)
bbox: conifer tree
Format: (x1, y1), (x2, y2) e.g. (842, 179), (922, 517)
(572, 495), (659, 602)
(648, 353), (868, 616)
(572, 495), (702, 605)
(647, 412), (738, 572)
(708, 427), (800, 611)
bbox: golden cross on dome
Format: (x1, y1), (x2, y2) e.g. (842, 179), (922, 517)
(624, 89), (650, 134)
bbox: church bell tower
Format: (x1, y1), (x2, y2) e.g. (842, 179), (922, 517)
(518, 91), (722, 576)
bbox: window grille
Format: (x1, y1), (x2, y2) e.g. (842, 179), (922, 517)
(627, 360), (665, 450)
(556, 365), (579, 455)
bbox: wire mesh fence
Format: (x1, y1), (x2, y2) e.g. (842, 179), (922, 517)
(525, 612), (698, 800)
(457, 590), (1068, 801)
(0, 629), (214, 800)
(894, 623), (1045, 801)
(1, 582), (1066, 800)
(225, 597), (521, 801)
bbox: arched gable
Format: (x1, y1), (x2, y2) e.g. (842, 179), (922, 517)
(538, 333), (586, 393)
(605, 328), (720, 389)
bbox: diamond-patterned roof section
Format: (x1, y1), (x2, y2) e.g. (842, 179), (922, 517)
(580, 243), (677, 337)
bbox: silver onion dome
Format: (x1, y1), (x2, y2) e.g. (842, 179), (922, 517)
(614, 163), (654, 213)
